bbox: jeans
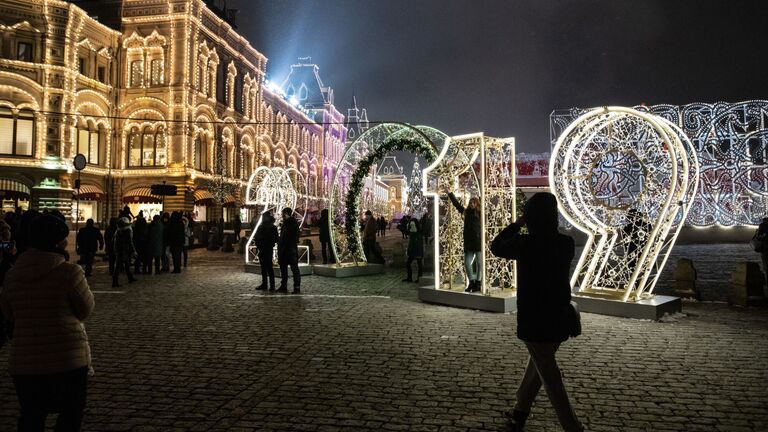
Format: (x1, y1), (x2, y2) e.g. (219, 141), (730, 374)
(320, 239), (333, 264)
(13, 366), (88, 432)
(406, 256), (423, 281)
(279, 261), (301, 289)
(464, 250), (482, 282)
(514, 342), (582, 432)
(259, 252), (275, 288)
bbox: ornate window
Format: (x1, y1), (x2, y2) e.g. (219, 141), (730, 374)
(0, 108), (34, 156)
(195, 134), (210, 172)
(150, 58), (164, 85)
(130, 60), (143, 87)
(226, 62), (237, 109)
(16, 42), (32, 62)
(76, 122), (104, 165)
(127, 124), (166, 167)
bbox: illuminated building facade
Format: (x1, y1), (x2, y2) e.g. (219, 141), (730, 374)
(377, 156), (407, 217)
(0, 0), (346, 225)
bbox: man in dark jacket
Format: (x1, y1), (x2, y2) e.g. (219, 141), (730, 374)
(112, 217), (137, 287)
(362, 210), (384, 264)
(132, 213), (148, 274)
(147, 215), (165, 274)
(318, 209), (333, 264)
(277, 208), (301, 294)
(76, 218), (104, 277)
(490, 192), (583, 432)
(233, 215), (242, 241)
(167, 212), (186, 273)
(254, 212), (279, 291)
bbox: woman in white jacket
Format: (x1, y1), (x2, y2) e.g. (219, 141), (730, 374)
(0, 212), (95, 432)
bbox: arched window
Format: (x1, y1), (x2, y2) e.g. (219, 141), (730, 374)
(195, 134), (206, 171)
(130, 60), (143, 87)
(76, 121), (104, 165)
(150, 58), (164, 85)
(0, 108), (34, 157)
(127, 124), (166, 167)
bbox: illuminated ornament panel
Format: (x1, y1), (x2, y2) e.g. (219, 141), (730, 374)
(551, 101), (768, 226)
(424, 133), (517, 295)
(550, 107), (698, 302)
(244, 166), (307, 263)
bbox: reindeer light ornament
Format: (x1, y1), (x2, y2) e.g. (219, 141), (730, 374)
(550, 107), (698, 303)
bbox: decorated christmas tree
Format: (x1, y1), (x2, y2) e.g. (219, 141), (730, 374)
(406, 157), (425, 216)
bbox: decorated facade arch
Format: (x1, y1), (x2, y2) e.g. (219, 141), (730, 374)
(328, 123), (447, 265)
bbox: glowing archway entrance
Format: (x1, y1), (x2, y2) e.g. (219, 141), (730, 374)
(328, 123), (447, 265)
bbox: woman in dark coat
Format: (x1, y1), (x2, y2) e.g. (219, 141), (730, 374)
(146, 215), (165, 274)
(447, 192), (482, 292)
(490, 192), (583, 432)
(403, 216), (424, 283)
(132, 214), (148, 274)
(318, 209), (333, 264)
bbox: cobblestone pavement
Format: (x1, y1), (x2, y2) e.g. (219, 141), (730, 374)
(1, 246), (767, 431)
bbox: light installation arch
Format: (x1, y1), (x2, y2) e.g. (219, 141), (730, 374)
(244, 166), (307, 263)
(550, 107), (698, 302)
(328, 122), (446, 265)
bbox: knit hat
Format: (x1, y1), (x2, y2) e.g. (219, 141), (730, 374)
(28, 213), (69, 250)
(118, 217), (131, 227)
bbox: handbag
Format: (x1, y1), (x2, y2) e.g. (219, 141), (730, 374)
(568, 301), (581, 338)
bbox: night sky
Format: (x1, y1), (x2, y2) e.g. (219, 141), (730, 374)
(231, 0), (768, 153)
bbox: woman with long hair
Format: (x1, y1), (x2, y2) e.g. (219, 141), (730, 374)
(447, 192), (482, 292)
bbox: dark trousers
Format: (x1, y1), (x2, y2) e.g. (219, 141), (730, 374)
(320, 239), (333, 264)
(112, 258), (133, 286)
(170, 245), (182, 272)
(140, 253), (151, 274)
(161, 247), (170, 271)
(363, 239), (383, 263)
(13, 366), (88, 432)
(406, 256), (423, 280)
(279, 261), (301, 289)
(259, 252), (275, 288)
(182, 246), (189, 267)
(152, 255), (162, 274)
(107, 254), (115, 275)
(133, 250), (142, 273)
(79, 252), (95, 276)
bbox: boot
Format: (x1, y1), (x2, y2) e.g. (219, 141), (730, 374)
(292, 287), (301, 294)
(255, 284), (267, 291)
(471, 280), (482, 292)
(276, 286), (288, 293)
(504, 409), (529, 432)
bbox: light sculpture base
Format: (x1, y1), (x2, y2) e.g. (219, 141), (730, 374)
(417, 287), (517, 313)
(244, 263), (314, 277)
(572, 294), (681, 321)
(312, 263), (384, 278)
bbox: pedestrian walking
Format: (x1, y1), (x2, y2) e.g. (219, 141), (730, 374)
(76, 218), (103, 277)
(447, 192), (483, 292)
(182, 216), (191, 268)
(132, 213), (148, 274)
(233, 215), (242, 242)
(363, 210), (384, 264)
(254, 212), (279, 291)
(318, 209), (334, 264)
(112, 217), (137, 287)
(0, 213), (95, 431)
(161, 212), (171, 272)
(277, 208), (301, 294)
(403, 215), (423, 283)
(147, 215), (165, 274)
(104, 217), (118, 275)
(168, 212), (185, 273)
(490, 192), (583, 432)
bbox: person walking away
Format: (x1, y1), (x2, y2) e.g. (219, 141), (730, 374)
(76, 218), (103, 277)
(147, 215), (165, 274)
(167, 212), (185, 273)
(233, 215), (242, 242)
(447, 192), (483, 292)
(0, 213), (95, 431)
(277, 208), (301, 294)
(160, 212), (171, 272)
(403, 216), (424, 283)
(398, 216), (410, 239)
(421, 211), (432, 245)
(132, 213), (148, 274)
(104, 217), (118, 275)
(112, 217), (137, 287)
(254, 212), (279, 291)
(318, 209), (334, 264)
(362, 210), (384, 264)
(182, 216), (191, 268)
(754, 217), (768, 286)
(490, 192), (583, 432)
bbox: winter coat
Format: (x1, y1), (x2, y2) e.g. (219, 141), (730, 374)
(0, 249), (94, 375)
(318, 215), (331, 242)
(277, 217), (300, 264)
(132, 218), (148, 255)
(363, 217), (377, 241)
(76, 225), (104, 255)
(407, 220), (424, 258)
(254, 221), (279, 255)
(490, 222), (574, 343)
(167, 218), (186, 248)
(147, 221), (165, 256)
(448, 193), (482, 252)
(113, 226), (136, 260)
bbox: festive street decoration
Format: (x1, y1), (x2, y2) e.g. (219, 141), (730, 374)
(328, 123), (445, 265)
(550, 100), (768, 226)
(424, 133), (517, 295)
(550, 107), (698, 302)
(405, 157), (426, 216)
(243, 166), (307, 263)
